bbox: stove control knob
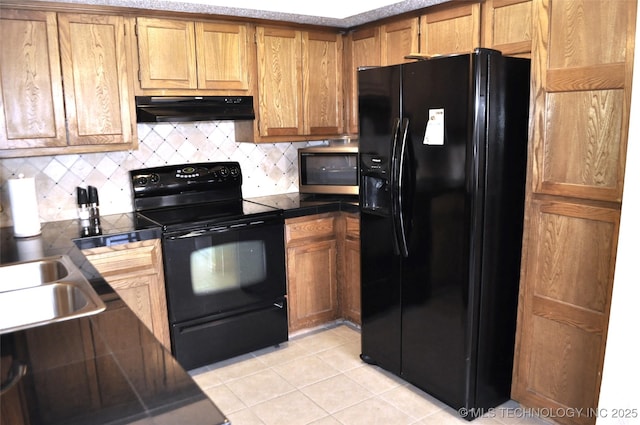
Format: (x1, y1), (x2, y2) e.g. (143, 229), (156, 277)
(150, 173), (160, 183)
(136, 176), (148, 186)
(229, 166), (239, 178)
(219, 166), (229, 178)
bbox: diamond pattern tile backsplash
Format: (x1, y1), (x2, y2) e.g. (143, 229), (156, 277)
(0, 122), (311, 227)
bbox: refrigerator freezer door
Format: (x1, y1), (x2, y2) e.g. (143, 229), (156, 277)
(358, 64), (403, 374)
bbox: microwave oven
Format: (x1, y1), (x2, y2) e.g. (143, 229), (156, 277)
(298, 144), (359, 195)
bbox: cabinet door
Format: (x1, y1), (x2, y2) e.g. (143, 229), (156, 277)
(58, 13), (135, 148)
(341, 214), (361, 325)
(419, 2), (481, 56)
(381, 17), (418, 65)
(256, 26), (303, 137)
(346, 27), (381, 134)
(82, 240), (170, 351)
(136, 17), (197, 89)
(195, 21), (251, 91)
(285, 213), (339, 332)
(512, 1), (635, 423)
(286, 239), (339, 332)
(481, 0), (532, 57)
(303, 31), (343, 136)
(0, 10), (65, 151)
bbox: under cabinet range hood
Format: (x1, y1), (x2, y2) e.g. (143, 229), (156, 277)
(135, 96), (255, 123)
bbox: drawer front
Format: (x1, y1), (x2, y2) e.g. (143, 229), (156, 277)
(285, 213), (336, 244)
(82, 240), (160, 278)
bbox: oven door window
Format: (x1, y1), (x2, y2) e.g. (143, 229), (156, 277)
(191, 240), (266, 295)
(163, 219), (285, 323)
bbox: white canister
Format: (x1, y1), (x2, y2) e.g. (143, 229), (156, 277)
(7, 174), (42, 238)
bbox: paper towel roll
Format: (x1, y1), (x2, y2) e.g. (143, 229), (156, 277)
(8, 175), (41, 238)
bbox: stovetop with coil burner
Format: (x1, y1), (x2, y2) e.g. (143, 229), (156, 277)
(130, 162), (282, 232)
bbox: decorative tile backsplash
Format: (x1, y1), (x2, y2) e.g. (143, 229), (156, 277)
(0, 121), (311, 227)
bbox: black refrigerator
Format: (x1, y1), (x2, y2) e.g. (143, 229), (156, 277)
(358, 48), (530, 418)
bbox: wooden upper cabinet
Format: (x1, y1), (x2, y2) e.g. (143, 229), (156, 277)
(345, 27), (381, 135)
(381, 17), (419, 65)
(255, 26), (303, 137)
(530, 0), (634, 203)
(303, 31), (343, 136)
(481, 0), (532, 57)
(135, 17), (252, 93)
(419, 2), (481, 57)
(58, 13), (135, 148)
(0, 10), (66, 150)
(196, 22), (251, 91)
(136, 17), (197, 90)
(1, 10), (137, 157)
(237, 26), (342, 142)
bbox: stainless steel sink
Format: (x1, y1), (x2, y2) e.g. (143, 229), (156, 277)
(0, 255), (106, 334)
(0, 256), (70, 291)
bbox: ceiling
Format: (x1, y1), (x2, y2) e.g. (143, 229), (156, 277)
(29, 0), (449, 28)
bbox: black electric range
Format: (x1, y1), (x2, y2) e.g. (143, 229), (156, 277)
(129, 162), (288, 370)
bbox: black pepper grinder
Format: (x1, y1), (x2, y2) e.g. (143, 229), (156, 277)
(77, 187), (91, 237)
(88, 185), (102, 236)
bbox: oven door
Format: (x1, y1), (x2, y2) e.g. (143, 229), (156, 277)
(162, 214), (286, 323)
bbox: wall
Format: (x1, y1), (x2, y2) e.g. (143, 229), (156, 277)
(0, 121), (308, 227)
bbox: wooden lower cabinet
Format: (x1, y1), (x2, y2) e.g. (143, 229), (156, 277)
(338, 212), (361, 325)
(285, 213), (339, 332)
(81, 239), (171, 351)
(285, 212), (361, 332)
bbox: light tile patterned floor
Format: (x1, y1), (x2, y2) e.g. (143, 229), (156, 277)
(190, 323), (554, 425)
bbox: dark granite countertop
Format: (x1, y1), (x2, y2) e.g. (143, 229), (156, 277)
(247, 192), (359, 218)
(0, 193), (359, 424)
(0, 216), (229, 425)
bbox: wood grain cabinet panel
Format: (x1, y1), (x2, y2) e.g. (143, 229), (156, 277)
(58, 13), (135, 148)
(82, 239), (171, 351)
(530, 0), (634, 203)
(338, 213), (361, 325)
(303, 31), (343, 136)
(196, 21), (251, 91)
(136, 17), (197, 90)
(0, 10), (65, 150)
(255, 26), (303, 138)
(481, 0), (532, 57)
(381, 18), (418, 65)
(285, 213), (339, 332)
(136, 17), (252, 93)
(512, 1), (636, 421)
(419, 2), (480, 57)
(237, 26), (343, 142)
(0, 9), (136, 157)
(513, 201), (619, 424)
(345, 27), (381, 134)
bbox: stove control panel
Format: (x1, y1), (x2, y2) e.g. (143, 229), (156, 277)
(130, 162), (242, 198)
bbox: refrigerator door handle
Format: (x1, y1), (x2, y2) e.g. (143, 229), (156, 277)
(397, 118), (410, 258)
(390, 117), (402, 256)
